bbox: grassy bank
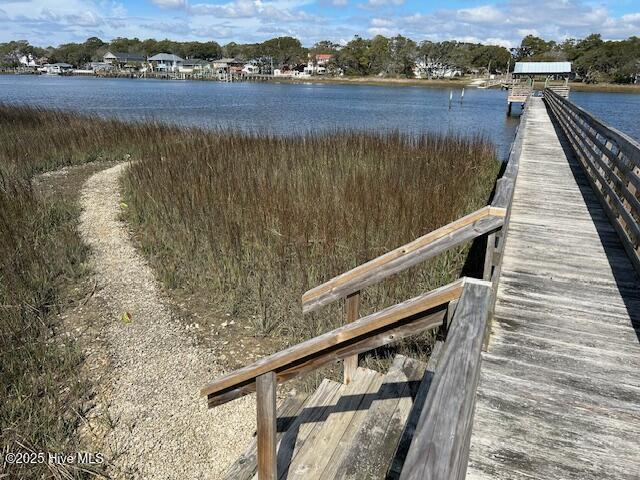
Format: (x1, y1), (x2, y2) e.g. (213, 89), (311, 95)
(0, 106), (132, 479)
(282, 75), (640, 93)
(0, 105), (499, 477)
(121, 129), (499, 344)
(284, 76), (470, 89)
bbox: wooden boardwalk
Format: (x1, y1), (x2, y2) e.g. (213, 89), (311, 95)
(467, 97), (640, 479)
(204, 93), (640, 480)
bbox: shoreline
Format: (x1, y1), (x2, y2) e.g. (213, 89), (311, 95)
(3, 71), (639, 93)
(284, 76), (640, 94)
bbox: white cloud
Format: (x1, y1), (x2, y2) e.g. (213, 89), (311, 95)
(0, 0), (637, 49)
(149, 0), (187, 9)
(370, 18), (394, 27)
(457, 5), (504, 24)
(359, 0), (403, 10)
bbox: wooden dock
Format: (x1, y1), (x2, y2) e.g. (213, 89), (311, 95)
(199, 92), (640, 480)
(468, 96), (640, 479)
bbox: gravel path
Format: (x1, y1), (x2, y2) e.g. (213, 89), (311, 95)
(79, 163), (255, 479)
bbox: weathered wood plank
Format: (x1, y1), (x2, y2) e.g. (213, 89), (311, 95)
(202, 279), (463, 403)
(284, 368), (384, 479)
(387, 342), (444, 480)
(223, 392), (309, 480)
(399, 281), (492, 480)
(257, 372), (277, 480)
(269, 379), (344, 479)
(469, 96), (640, 480)
(332, 356), (427, 480)
(343, 291), (360, 384)
(302, 207), (505, 313)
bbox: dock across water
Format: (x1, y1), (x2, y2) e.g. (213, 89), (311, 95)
(199, 91), (640, 479)
(468, 95), (640, 479)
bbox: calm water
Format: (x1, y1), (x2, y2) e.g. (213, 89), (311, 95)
(1, 75), (638, 159)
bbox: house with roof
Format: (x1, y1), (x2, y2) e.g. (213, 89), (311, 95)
(211, 58), (245, 75)
(148, 53), (185, 72)
(103, 52), (146, 69)
(304, 53), (333, 75)
(178, 59), (211, 73)
(40, 63), (74, 75)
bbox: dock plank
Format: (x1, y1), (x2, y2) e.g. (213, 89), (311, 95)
(468, 96), (640, 479)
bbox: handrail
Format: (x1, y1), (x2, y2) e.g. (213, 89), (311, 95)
(301, 206), (506, 313)
(481, 95), (529, 346)
(399, 280), (492, 480)
(201, 277), (466, 405)
(198, 105), (528, 478)
(545, 88), (640, 274)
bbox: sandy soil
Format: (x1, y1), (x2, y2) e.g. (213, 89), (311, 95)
(75, 163), (256, 479)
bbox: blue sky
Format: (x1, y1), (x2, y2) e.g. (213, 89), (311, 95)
(1, 0), (639, 48)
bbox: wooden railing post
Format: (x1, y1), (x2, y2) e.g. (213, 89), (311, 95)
(482, 232), (497, 281)
(256, 371), (277, 480)
(344, 291), (360, 384)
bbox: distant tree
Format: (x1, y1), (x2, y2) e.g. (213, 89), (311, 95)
(369, 35), (390, 75)
(309, 40), (339, 55)
(259, 37), (307, 66)
(512, 35), (556, 61)
(109, 37), (143, 54)
(388, 35), (417, 77)
(334, 36), (372, 76)
(180, 41), (222, 59)
(469, 44), (511, 73)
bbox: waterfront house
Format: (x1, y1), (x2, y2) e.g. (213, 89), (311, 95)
(148, 53), (184, 72)
(18, 54), (37, 68)
(212, 58), (245, 75)
(304, 53), (333, 75)
(413, 60), (462, 79)
(86, 61), (111, 72)
(103, 51), (146, 70)
(41, 63), (74, 74)
(178, 59), (211, 73)
(242, 63), (260, 75)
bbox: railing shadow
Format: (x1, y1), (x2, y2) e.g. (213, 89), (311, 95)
(546, 106), (640, 343)
(275, 378), (424, 479)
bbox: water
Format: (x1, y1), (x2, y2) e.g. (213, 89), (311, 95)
(1, 75), (638, 160)
(571, 91), (640, 141)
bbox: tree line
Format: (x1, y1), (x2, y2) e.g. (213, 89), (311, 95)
(1, 33), (638, 84)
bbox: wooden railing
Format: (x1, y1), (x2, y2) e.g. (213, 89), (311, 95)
(545, 88), (640, 274)
(302, 207), (505, 313)
(507, 84), (533, 102)
(399, 280), (492, 480)
(546, 84), (570, 98)
(199, 109), (529, 478)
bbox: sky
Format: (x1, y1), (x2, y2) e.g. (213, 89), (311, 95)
(0, 0), (639, 48)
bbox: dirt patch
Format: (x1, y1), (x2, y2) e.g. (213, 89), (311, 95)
(73, 163), (257, 479)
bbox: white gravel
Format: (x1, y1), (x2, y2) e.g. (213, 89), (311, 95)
(79, 163), (256, 479)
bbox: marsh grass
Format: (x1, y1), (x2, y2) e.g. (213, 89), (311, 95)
(0, 105), (136, 478)
(0, 104), (498, 477)
(121, 128), (499, 343)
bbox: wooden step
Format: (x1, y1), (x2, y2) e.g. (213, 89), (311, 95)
(234, 348), (444, 480)
(336, 346), (443, 480)
(223, 391), (310, 480)
(280, 367), (384, 479)
(268, 377), (345, 479)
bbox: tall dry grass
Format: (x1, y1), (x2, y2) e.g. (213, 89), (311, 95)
(121, 129), (499, 341)
(0, 104), (498, 478)
(0, 105), (136, 479)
